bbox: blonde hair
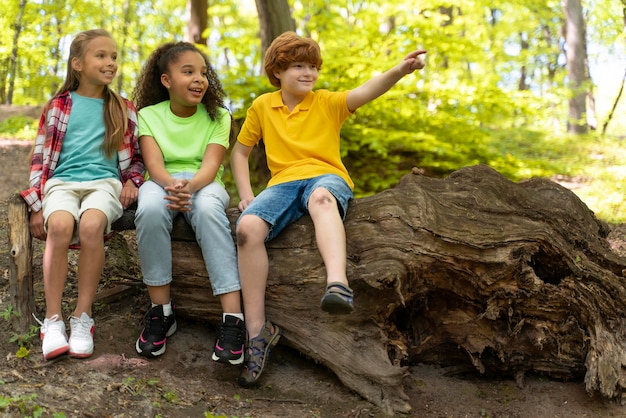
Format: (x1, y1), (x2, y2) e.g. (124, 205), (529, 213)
(55, 29), (128, 157)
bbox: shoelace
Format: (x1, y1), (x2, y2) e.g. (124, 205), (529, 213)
(220, 321), (244, 345)
(145, 313), (168, 336)
(32, 313), (61, 330)
(71, 317), (92, 339)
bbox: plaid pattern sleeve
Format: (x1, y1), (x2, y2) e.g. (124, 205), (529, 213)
(19, 93), (71, 212)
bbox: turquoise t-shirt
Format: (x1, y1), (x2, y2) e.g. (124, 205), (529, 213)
(53, 92), (119, 182)
(138, 101), (231, 186)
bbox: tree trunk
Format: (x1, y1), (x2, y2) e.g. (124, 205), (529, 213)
(246, 0), (295, 187)
(116, 0), (133, 93)
(6, 0), (27, 105)
(186, 0), (208, 45)
(7, 193), (33, 332)
(254, 0), (295, 62)
(161, 165), (626, 414)
(563, 0), (588, 134)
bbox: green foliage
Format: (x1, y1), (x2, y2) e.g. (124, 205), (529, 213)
(0, 393), (58, 417)
(1, 303), (18, 321)
(0, 116), (38, 140)
(1, 0), (624, 223)
(2, 304), (38, 355)
(9, 325), (39, 354)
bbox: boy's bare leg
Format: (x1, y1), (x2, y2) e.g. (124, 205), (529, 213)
(308, 188), (349, 286)
(236, 214), (270, 338)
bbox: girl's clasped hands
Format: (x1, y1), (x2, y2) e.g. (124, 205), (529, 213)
(164, 180), (192, 211)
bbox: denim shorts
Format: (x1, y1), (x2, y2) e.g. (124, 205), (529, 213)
(240, 174), (353, 241)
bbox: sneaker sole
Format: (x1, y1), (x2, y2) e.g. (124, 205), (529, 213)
(68, 350), (93, 359)
(135, 322), (177, 358)
(212, 351), (244, 365)
(44, 345), (70, 360)
(321, 293), (354, 314)
(136, 339), (167, 357)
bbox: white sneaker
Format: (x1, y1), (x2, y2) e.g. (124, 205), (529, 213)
(68, 313), (95, 358)
(38, 314), (69, 360)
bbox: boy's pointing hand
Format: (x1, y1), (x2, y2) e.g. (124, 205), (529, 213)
(401, 50), (427, 73)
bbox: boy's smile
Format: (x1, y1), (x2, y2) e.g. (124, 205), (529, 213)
(276, 62), (319, 108)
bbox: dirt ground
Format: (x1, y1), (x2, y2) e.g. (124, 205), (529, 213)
(1, 135), (626, 417)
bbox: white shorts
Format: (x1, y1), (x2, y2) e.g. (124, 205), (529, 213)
(42, 178), (123, 242)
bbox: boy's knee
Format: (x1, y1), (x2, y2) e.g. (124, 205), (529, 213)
(309, 188), (337, 208)
(236, 215), (266, 248)
(235, 229), (248, 247)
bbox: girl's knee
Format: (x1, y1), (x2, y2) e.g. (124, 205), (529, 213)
(78, 212), (107, 243)
(136, 202), (170, 225)
(194, 193), (226, 215)
(46, 212), (75, 238)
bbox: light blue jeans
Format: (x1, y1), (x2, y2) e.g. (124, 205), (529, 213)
(135, 172), (241, 295)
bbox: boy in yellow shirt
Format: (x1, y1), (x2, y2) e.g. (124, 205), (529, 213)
(231, 31), (426, 387)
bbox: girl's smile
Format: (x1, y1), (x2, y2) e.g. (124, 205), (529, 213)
(161, 50), (209, 117)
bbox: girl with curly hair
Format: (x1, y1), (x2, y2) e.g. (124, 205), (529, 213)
(132, 42), (244, 364)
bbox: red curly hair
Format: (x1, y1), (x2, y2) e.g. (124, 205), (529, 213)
(264, 31), (323, 88)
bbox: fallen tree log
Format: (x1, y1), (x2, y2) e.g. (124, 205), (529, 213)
(165, 164), (626, 414)
(9, 164), (626, 415)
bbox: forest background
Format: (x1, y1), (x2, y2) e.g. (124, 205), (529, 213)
(0, 0), (625, 222)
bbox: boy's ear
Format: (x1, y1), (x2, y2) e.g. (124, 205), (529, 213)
(160, 74), (170, 89)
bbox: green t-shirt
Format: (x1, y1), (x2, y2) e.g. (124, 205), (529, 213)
(138, 101), (231, 186)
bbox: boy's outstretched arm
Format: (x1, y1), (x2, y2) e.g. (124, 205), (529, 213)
(346, 49), (426, 113)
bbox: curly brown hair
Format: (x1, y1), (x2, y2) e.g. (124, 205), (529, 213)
(132, 42), (226, 120)
(264, 31), (323, 88)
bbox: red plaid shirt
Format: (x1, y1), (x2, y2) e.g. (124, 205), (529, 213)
(20, 90), (145, 212)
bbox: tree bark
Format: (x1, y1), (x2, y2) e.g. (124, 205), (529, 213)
(164, 165), (626, 414)
(255, 0), (295, 63)
(7, 193), (33, 332)
(563, 0), (588, 134)
(186, 0), (208, 45)
(11, 165), (626, 415)
(6, 0), (27, 105)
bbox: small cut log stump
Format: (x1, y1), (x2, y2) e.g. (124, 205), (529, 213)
(8, 164), (626, 415)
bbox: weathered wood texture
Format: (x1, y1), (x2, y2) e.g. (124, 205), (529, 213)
(8, 164), (626, 415)
(166, 164), (626, 413)
(7, 193), (33, 331)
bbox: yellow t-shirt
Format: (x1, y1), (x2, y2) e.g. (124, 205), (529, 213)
(237, 89), (355, 189)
